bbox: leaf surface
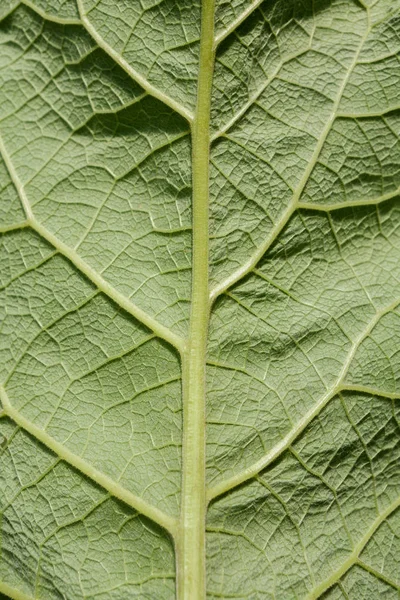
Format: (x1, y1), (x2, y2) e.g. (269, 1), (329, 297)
(0, 0), (400, 599)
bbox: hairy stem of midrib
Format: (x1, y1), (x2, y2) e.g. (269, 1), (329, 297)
(177, 1), (215, 598)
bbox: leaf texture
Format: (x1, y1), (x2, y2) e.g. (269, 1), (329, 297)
(0, 0), (400, 599)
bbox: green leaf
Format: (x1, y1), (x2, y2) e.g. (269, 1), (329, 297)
(0, 0), (400, 599)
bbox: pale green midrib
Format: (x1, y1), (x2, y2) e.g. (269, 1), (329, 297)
(207, 295), (400, 501)
(75, 0), (194, 123)
(305, 493), (400, 599)
(209, 10), (372, 303)
(0, 386), (177, 535)
(177, 0), (215, 598)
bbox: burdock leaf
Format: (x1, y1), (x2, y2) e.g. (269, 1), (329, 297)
(0, 1), (400, 599)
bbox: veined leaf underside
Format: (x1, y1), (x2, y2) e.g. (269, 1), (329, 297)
(0, 0), (400, 599)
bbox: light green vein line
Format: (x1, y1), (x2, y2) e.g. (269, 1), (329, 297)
(209, 201), (295, 303)
(256, 475), (316, 586)
(339, 393), (380, 517)
(0, 581), (34, 600)
(0, 134), (33, 221)
(20, 0), (82, 24)
(343, 384), (400, 400)
(0, 386), (178, 536)
(298, 187), (400, 212)
(206, 592), (244, 599)
(33, 494), (110, 597)
(93, 574), (176, 594)
(210, 46), (312, 142)
(214, 0), (264, 48)
(306, 495), (400, 599)
(337, 105), (400, 118)
(30, 219), (186, 351)
(210, 17), (371, 302)
(1, 458), (61, 515)
(0, 133), (185, 353)
(176, 0), (215, 597)
(0, 220), (29, 234)
(207, 296), (400, 501)
(338, 583), (351, 600)
(0, 250), (56, 296)
(206, 386), (338, 503)
(76, 0), (193, 123)
(356, 560), (400, 592)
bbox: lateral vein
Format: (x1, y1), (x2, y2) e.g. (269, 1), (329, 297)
(210, 17), (372, 302)
(297, 187), (400, 212)
(177, 0), (215, 597)
(356, 560), (400, 592)
(76, 0), (193, 123)
(0, 133), (185, 353)
(0, 581), (34, 600)
(214, 0), (264, 48)
(305, 493), (400, 599)
(207, 297), (400, 501)
(20, 0), (82, 24)
(0, 386), (178, 536)
(0, 220), (29, 234)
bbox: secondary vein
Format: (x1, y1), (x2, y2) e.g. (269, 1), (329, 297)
(209, 13), (373, 302)
(76, 0), (194, 123)
(207, 296), (400, 501)
(0, 386), (178, 536)
(0, 132), (185, 353)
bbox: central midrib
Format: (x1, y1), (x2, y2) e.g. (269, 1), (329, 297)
(177, 0), (216, 598)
